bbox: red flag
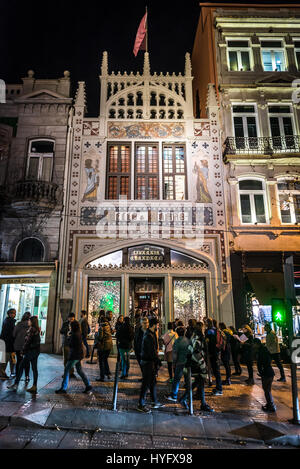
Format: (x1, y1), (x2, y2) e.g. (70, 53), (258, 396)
(133, 12), (147, 57)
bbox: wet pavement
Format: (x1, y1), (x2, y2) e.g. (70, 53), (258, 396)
(0, 353), (300, 449)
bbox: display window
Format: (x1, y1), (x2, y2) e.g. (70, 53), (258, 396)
(88, 279), (121, 333)
(173, 278), (206, 325)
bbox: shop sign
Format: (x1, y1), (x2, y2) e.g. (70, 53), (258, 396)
(128, 245), (165, 266)
(0, 277), (50, 285)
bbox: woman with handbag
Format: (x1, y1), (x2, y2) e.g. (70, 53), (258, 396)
(162, 322), (178, 382)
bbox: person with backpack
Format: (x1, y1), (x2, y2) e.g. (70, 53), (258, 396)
(229, 325), (242, 375)
(162, 322), (178, 382)
(8, 316), (41, 394)
(253, 338), (276, 412)
(116, 316), (134, 379)
(95, 312), (113, 381)
(55, 320), (92, 394)
(219, 322), (232, 386)
(241, 325), (254, 385)
(165, 326), (190, 403)
(179, 322), (214, 412)
(79, 310), (90, 358)
(60, 312), (76, 378)
(205, 318), (223, 395)
(13, 311), (31, 384)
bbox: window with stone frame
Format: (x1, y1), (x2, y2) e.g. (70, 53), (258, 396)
(135, 143), (159, 200)
(277, 179), (300, 224)
(260, 39), (286, 72)
(227, 39), (251, 71)
(163, 144), (187, 200)
(26, 139), (54, 182)
(238, 179), (268, 224)
(106, 143), (131, 199)
(295, 41), (300, 70)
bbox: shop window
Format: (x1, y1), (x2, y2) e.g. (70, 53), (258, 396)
(227, 40), (251, 71)
(26, 139), (54, 182)
(1, 283), (49, 344)
(88, 279), (121, 332)
(260, 40), (286, 71)
(15, 238), (44, 262)
(135, 143), (159, 200)
(106, 143), (131, 199)
(173, 279), (206, 326)
(238, 179), (268, 224)
(277, 179), (300, 224)
(163, 144), (186, 200)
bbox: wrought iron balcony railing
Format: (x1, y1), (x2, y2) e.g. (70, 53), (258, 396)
(12, 180), (59, 205)
(223, 135), (300, 158)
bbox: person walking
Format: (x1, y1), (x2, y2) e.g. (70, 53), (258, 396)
(229, 325), (242, 375)
(116, 316), (134, 379)
(254, 338), (276, 412)
(205, 318), (223, 395)
(115, 315), (124, 363)
(8, 316), (41, 394)
(137, 317), (164, 413)
(165, 326), (190, 402)
(55, 320), (92, 394)
(186, 319), (197, 340)
(241, 325), (254, 385)
(60, 312), (76, 378)
(219, 322), (232, 386)
(0, 308), (16, 379)
(13, 312), (31, 383)
(265, 322), (286, 382)
(179, 322), (214, 412)
(134, 316), (149, 379)
(162, 322), (178, 382)
(79, 310), (90, 358)
(95, 312), (113, 381)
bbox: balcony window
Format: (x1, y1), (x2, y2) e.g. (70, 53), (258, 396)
(135, 143), (159, 200)
(26, 140), (54, 182)
(277, 179), (300, 224)
(239, 179), (267, 224)
(268, 105), (295, 150)
(106, 143), (131, 199)
(261, 40), (286, 71)
(232, 105), (258, 150)
(227, 40), (251, 71)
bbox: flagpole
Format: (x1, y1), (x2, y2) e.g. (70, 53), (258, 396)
(145, 5), (148, 53)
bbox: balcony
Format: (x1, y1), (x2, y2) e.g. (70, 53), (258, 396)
(223, 136), (300, 159)
(10, 180), (60, 211)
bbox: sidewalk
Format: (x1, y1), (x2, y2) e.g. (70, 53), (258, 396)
(0, 354), (300, 447)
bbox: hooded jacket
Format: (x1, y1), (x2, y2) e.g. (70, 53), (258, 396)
(95, 317), (113, 352)
(13, 320), (30, 352)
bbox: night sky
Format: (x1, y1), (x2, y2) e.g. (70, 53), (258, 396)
(1, 0), (300, 116)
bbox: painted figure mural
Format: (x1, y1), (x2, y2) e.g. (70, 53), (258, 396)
(82, 159), (99, 202)
(193, 160), (212, 203)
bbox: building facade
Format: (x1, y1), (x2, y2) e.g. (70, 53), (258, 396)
(54, 52), (234, 351)
(0, 71), (72, 351)
(192, 3), (300, 331)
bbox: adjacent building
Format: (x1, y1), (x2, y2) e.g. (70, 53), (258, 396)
(192, 3), (300, 331)
(0, 71), (72, 351)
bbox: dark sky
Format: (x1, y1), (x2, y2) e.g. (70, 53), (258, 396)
(0, 0), (200, 115)
(1, 0), (300, 116)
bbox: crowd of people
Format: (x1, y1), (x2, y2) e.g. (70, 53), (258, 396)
(0, 307), (287, 414)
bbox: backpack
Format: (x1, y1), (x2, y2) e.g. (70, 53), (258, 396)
(216, 329), (226, 352)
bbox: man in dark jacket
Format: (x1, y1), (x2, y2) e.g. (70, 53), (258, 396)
(116, 317), (134, 379)
(0, 308), (16, 379)
(95, 314), (113, 381)
(137, 317), (164, 413)
(60, 312), (76, 378)
(134, 316), (149, 372)
(205, 318), (223, 395)
(80, 310), (90, 358)
(254, 338), (276, 412)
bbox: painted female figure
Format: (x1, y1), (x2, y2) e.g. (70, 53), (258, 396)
(82, 159), (99, 202)
(193, 160), (212, 203)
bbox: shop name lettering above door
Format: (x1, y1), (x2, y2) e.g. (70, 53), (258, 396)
(128, 246), (165, 266)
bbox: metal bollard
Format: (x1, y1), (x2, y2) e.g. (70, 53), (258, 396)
(187, 366), (193, 416)
(112, 359), (120, 411)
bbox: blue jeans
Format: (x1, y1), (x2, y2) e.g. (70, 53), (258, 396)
(119, 348), (130, 376)
(171, 363), (185, 399)
(62, 360), (90, 390)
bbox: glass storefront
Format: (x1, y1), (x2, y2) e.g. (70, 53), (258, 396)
(88, 279), (121, 333)
(0, 283), (49, 344)
(173, 278), (206, 325)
